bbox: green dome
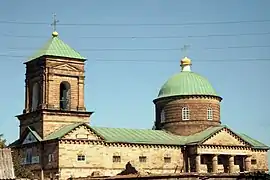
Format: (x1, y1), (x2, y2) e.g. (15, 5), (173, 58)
(157, 71), (218, 98)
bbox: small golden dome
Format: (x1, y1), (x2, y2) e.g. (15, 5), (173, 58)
(52, 31), (59, 37)
(180, 56), (192, 66)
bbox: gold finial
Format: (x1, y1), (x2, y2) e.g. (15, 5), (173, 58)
(51, 13), (59, 37)
(52, 31), (58, 37)
(180, 56), (192, 66)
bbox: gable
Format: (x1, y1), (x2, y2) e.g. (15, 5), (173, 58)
(202, 128), (248, 146)
(51, 63), (80, 72)
(22, 132), (38, 144)
(62, 124), (100, 140)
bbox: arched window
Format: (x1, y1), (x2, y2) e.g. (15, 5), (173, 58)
(207, 108), (213, 120)
(182, 107), (190, 120)
(160, 109), (166, 123)
(60, 81), (71, 110)
(31, 83), (40, 111)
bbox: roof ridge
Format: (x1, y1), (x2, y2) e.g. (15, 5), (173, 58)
(91, 126), (157, 131)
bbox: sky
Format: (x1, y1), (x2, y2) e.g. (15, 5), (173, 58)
(0, 0), (270, 163)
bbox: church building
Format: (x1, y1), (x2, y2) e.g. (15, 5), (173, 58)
(10, 31), (269, 180)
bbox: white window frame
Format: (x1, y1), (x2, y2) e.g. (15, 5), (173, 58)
(160, 109), (165, 123)
(207, 108), (213, 120)
(182, 107), (190, 120)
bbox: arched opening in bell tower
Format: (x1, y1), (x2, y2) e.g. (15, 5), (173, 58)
(60, 81), (71, 110)
(31, 82), (40, 111)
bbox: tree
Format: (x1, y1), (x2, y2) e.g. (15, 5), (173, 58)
(12, 150), (34, 179)
(0, 134), (6, 148)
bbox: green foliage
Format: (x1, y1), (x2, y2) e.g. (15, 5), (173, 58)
(0, 134), (6, 148)
(12, 150), (34, 179)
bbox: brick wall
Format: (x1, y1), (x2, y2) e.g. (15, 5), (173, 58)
(42, 112), (90, 137)
(58, 142), (183, 180)
(250, 150), (268, 171)
(155, 96), (221, 136)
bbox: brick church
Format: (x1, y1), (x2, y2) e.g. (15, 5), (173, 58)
(10, 31), (269, 180)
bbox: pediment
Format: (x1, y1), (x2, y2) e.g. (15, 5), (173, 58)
(202, 128), (248, 146)
(22, 132), (38, 144)
(62, 124), (101, 140)
(52, 63), (80, 72)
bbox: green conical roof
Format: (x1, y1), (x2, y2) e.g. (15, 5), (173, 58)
(27, 31), (86, 62)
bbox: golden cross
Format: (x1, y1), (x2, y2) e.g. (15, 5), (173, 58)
(181, 45), (190, 57)
(51, 13), (59, 32)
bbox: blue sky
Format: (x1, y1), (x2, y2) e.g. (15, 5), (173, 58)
(0, 0), (269, 161)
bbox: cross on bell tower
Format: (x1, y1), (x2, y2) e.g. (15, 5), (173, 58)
(51, 13), (59, 32)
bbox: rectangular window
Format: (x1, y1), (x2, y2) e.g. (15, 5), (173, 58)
(207, 108), (213, 120)
(48, 154), (54, 163)
(164, 157), (171, 163)
(26, 149), (32, 164)
(77, 155), (86, 161)
(182, 107), (190, 120)
(113, 155), (121, 163)
(251, 159), (257, 165)
(139, 156), (147, 163)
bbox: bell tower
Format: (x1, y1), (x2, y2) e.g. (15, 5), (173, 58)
(16, 31), (93, 138)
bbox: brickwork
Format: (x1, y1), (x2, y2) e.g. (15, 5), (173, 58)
(250, 150), (268, 171)
(12, 39), (269, 180)
(58, 142), (183, 180)
(63, 126), (100, 140)
(17, 56), (91, 139)
(154, 96), (221, 136)
(42, 111), (90, 137)
(45, 58), (85, 111)
(17, 112), (43, 138)
(203, 129), (247, 146)
(43, 142), (59, 169)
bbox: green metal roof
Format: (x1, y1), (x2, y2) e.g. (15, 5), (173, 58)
(157, 71), (219, 99)
(91, 126), (185, 145)
(185, 126), (225, 144)
(44, 123), (268, 149)
(27, 32), (86, 62)
(9, 123), (269, 150)
(237, 133), (269, 149)
(45, 122), (83, 141)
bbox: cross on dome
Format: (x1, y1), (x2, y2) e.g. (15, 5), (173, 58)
(180, 45), (192, 72)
